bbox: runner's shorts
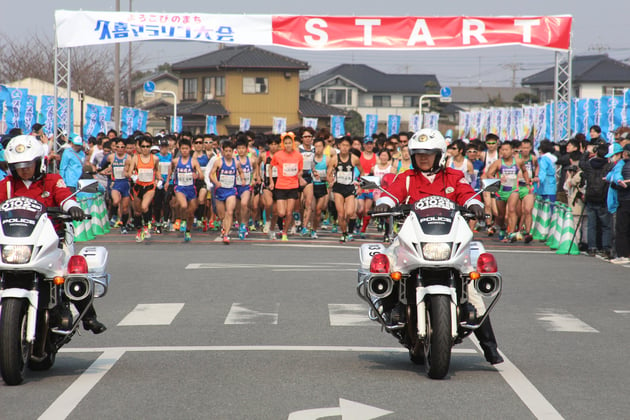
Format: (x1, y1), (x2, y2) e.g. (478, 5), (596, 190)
(175, 185), (197, 201)
(313, 183), (328, 199)
(112, 179), (130, 198)
(236, 185), (251, 200)
(215, 186), (237, 202)
(333, 184), (356, 198)
(274, 188), (299, 200)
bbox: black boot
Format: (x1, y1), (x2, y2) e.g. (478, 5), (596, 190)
(77, 301), (107, 334)
(83, 317), (107, 334)
(474, 317), (503, 365)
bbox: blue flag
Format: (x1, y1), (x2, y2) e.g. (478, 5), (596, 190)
(387, 115), (401, 137)
(206, 115), (217, 134)
(331, 115), (345, 138)
(364, 114), (378, 137)
(24, 95), (37, 132)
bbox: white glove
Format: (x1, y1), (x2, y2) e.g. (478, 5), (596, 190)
(157, 180), (164, 190)
(131, 174), (138, 183)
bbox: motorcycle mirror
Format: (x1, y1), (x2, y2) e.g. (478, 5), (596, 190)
(77, 179), (100, 193)
(481, 179), (501, 193)
(359, 176), (380, 190)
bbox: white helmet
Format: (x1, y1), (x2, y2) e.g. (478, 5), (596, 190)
(408, 128), (447, 173)
(4, 135), (47, 180)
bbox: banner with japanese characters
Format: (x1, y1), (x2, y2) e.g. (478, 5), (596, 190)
(272, 117), (286, 134)
(364, 114), (378, 137)
(331, 115), (345, 137)
(302, 118), (317, 129)
(55, 11), (572, 51)
(206, 115), (217, 134)
(387, 115), (401, 137)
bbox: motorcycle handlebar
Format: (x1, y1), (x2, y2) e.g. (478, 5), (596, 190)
(47, 208), (92, 221)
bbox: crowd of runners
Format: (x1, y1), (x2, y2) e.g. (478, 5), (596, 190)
(28, 123), (625, 262)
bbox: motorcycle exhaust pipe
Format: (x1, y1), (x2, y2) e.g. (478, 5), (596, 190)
(368, 276), (394, 299)
(475, 275), (499, 297)
(64, 277), (92, 301)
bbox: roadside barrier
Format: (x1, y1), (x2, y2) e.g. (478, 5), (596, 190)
(73, 193), (109, 242)
(531, 198), (580, 255)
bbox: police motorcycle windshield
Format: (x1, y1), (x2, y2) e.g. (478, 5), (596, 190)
(413, 196), (456, 236)
(0, 197), (44, 237)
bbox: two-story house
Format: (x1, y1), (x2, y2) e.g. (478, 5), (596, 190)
(522, 54), (630, 102)
(169, 45), (315, 134)
(300, 64), (440, 132)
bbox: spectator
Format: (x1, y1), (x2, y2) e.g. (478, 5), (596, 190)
(609, 144), (630, 264)
(537, 140), (558, 202)
(589, 125), (604, 144)
(59, 134), (85, 191)
(564, 150), (586, 249)
(580, 143), (615, 258)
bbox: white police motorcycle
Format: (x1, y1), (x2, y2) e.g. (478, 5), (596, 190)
(0, 180), (110, 385)
(357, 177), (502, 379)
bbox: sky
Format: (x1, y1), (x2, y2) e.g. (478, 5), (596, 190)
(2, 0), (629, 88)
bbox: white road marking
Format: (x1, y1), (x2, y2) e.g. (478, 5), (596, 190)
(329, 304), (374, 326)
(117, 303), (184, 326)
(60, 345), (477, 353)
(613, 310), (630, 314)
(272, 268), (356, 272)
(485, 249), (555, 254)
(288, 398), (393, 420)
(536, 309), (599, 332)
(187, 263), (341, 269)
(254, 244), (360, 250)
(224, 303), (279, 325)
(471, 338), (564, 419)
(38, 349), (125, 420)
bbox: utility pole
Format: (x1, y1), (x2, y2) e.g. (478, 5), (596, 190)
(503, 63), (524, 88)
(114, 0), (120, 131)
(127, 0), (133, 107)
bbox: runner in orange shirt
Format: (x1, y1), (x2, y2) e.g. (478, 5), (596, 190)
(270, 132), (304, 241)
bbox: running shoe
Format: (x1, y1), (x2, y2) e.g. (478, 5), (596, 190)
(180, 220), (187, 232)
(173, 219), (181, 231)
(340, 233), (347, 243)
(357, 232), (366, 239)
(135, 229), (144, 243)
(114, 220), (123, 228)
(143, 226), (151, 239)
(268, 230), (276, 240)
(239, 225), (247, 240)
(610, 257), (630, 264)
(202, 220), (208, 232)
(310, 230), (318, 239)
(154, 224), (163, 234)
(184, 231), (192, 242)
(223, 235), (230, 245)
(281, 234), (288, 242)
(300, 227), (309, 236)
(288, 226), (297, 235)
(523, 233), (533, 243)
(487, 226), (496, 237)
(346, 234), (354, 242)
(331, 225), (338, 233)
(263, 221), (271, 234)
(121, 227), (128, 235)
(383, 235), (391, 243)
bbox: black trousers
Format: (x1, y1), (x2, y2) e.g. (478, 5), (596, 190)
(615, 200), (630, 258)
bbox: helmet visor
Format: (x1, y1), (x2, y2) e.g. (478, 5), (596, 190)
(13, 161), (35, 169)
(410, 148), (440, 155)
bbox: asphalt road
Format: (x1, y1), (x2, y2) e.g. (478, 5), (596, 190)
(1, 228), (629, 419)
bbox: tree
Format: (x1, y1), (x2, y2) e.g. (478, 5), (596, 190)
(513, 92), (539, 105)
(344, 110), (364, 136)
(0, 33), (140, 104)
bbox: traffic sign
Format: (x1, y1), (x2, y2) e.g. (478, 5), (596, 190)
(144, 81), (156, 93)
(440, 86), (452, 98)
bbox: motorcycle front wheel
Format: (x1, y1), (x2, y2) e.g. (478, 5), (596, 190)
(424, 295), (452, 379)
(0, 298), (30, 385)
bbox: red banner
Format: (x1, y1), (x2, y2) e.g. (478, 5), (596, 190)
(272, 16), (572, 51)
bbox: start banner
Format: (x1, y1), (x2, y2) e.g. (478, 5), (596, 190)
(55, 11), (572, 51)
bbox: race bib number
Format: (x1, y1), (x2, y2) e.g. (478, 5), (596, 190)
(178, 171), (193, 186)
(415, 196), (456, 211)
(337, 170), (353, 185)
(316, 169), (327, 180)
(239, 171), (251, 185)
(220, 174), (235, 188)
(113, 166), (125, 179)
(302, 153), (313, 168)
(283, 163), (298, 177)
(271, 166), (278, 178)
(137, 168), (153, 183)
(159, 161), (170, 176)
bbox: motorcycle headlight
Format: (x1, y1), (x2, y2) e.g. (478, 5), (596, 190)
(2, 245), (33, 264)
(421, 242), (452, 261)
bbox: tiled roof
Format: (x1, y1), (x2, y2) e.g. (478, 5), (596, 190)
(172, 45), (309, 71)
(299, 96), (348, 118)
(150, 100), (230, 118)
(522, 54), (630, 85)
(451, 87), (534, 104)
(300, 64), (439, 94)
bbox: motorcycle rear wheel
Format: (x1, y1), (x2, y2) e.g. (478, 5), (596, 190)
(0, 298), (30, 385)
(424, 295), (452, 379)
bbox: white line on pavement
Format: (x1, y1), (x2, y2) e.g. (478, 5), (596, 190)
(272, 268), (356, 272)
(471, 338), (564, 419)
(224, 303), (279, 325)
(38, 349), (125, 420)
(59, 345), (477, 353)
(186, 263), (340, 269)
(329, 304), (374, 326)
(254, 244), (360, 249)
(117, 303), (184, 326)
(536, 309), (599, 332)
(485, 249), (555, 254)
(613, 310), (630, 314)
